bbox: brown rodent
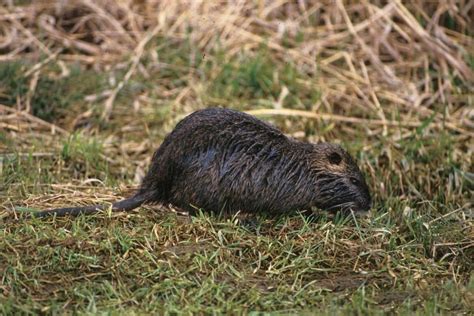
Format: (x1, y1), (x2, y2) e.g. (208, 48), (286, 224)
(33, 108), (371, 217)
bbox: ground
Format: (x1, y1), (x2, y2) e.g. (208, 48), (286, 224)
(0, 1), (473, 314)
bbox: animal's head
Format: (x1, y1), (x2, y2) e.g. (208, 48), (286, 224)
(309, 143), (371, 214)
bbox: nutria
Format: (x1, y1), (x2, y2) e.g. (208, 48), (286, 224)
(32, 108), (371, 217)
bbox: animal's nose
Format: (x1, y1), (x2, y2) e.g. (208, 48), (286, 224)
(359, 197), (371, 212)
(364, 199), (372, 211)
(363, 187), (372, 211)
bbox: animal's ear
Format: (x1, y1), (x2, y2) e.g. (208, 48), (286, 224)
(328, 152), (342, 165)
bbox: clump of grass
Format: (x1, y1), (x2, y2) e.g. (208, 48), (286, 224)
(0, 130), (118, 200)
(0, 62), (106, 122)
(61, 133), (109, 181)
(208, 47), (319, 110)
(0, 62), (28, 105)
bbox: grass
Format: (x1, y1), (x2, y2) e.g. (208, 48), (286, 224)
(0, 62), (107, 122)
(1, 1), (473, 314)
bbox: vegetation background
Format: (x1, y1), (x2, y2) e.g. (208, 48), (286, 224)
(0, 0), (473, 314)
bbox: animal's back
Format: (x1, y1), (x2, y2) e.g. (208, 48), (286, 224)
(139, 108), (316, 213)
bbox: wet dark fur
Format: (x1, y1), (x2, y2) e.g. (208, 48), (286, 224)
(34, 108), (371, 217)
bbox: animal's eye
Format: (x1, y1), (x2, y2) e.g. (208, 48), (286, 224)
(350, 177), (359, 185)
(328, 152), (342, 165)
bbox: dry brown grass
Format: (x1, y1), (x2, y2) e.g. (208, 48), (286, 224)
(1, 0), (472, 129)
(0, 0), (473, 314)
